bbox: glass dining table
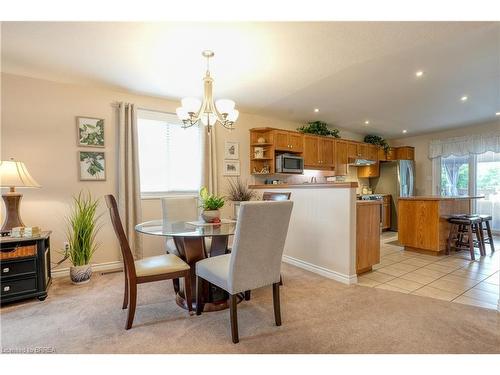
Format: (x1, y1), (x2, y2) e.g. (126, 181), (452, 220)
(135, 219), (237, 312)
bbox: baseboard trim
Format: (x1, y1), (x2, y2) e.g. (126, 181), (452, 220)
(282, 255), (357, 284)
(51, 261), (123, 278)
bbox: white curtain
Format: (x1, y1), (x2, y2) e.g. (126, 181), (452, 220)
(201, 125), (218, 195)
(429, 132), (500, 159)
(117, 102), (143, 259)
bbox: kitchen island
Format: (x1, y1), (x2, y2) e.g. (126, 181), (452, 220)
(250, 182), (360, 284)
(398, 196), (484, 255)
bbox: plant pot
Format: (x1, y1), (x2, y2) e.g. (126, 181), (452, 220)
(201, 209), (220, 223)
(233, 202), (241, 220)
(70, 264), (92, 285)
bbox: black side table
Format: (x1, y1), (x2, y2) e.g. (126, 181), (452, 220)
(0, 231), (52, 304)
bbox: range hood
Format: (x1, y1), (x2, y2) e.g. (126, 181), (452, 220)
(348, 158), (376, 166)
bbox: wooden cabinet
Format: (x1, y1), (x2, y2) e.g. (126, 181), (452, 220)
(381, 195), (391, 230)
(347, 142), (378, 161)
(356, 202), (381, 274)
(395, 146), (414, 160)
(347, 142), (358, 158)
(303, 136), (335, 167)
(366, 145), (378, 161)
(357, 162), (380, 178)
(1, 232), (52, 304)
(274, 130), (303, 153)
(335, 140), (348, 175)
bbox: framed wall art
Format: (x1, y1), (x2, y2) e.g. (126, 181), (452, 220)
(79, 151), (106, 181)
(77, 116), (105, 147)
(224, 141), (239, 160)
(223, 160), (240, 176)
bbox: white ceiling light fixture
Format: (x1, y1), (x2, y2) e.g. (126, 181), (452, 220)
(176, 50), (239, 132)
(314, 108), (320, 113)
(461, 95), (468, 102)
(364, 120), (370, 125)
(495, 112), (500, 116)
(402, 129), (408, 134)
(415, 70), (424, 77)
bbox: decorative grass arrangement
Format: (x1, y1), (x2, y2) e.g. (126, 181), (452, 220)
(199, 187), (225, 210)
(66, 191), (102, 266)
(297, 121), (340, 138)
(226, 178), (256, 202)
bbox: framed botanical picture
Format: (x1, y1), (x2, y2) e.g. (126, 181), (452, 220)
(223, 160), (240, 176)
(79, 151), (106, 181)
(224, 141), (239, 160)
(77, 116), (105, 147)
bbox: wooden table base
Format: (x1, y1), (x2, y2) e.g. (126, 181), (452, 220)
(173, 234), (238, 312)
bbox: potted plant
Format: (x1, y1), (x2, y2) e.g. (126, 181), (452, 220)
(65, 191), (101, 284)
(364, 134), (390, 152)
(226, 178), (256, 220)
(199, 187), (225, 223)
(297, 121), (340, 138)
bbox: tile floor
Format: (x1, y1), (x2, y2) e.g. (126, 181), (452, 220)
(358, 231), (500, 311)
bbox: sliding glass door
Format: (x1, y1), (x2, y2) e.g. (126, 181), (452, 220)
(438, 152), (500, 231)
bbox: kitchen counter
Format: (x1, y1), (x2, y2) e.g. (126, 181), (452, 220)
(399, 195), (484, 201)
(398, 196), (484, 254)
(249, 182), (358, 189)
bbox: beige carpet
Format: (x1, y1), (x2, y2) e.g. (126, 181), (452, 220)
(1, 264), (499, 354)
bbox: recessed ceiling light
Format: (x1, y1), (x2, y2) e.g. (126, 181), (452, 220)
(415, 70), (424, 77)
(402, 130), (408, 134)
(461, 95), (468, 102)
(496, 112), (500, 116)
(314, 108), (320, 113)
(364, 120), (370, 125)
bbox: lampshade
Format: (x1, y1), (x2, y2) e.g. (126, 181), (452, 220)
(215, 99), (235, 114)
(227, 109), (239, 122)
(0, 160), (40, 188)
(200, 113), (217, 126)
(181, 97), (201, 113)
(176, 107), (190, 120)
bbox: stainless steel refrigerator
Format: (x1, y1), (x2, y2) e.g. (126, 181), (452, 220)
(370, 160), (416, 231)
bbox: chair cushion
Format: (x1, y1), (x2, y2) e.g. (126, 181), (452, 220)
(135, 254), (189, 277)
(195, 254), (231, 292)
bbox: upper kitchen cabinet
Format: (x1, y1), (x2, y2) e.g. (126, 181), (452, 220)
(335, 140), (348, 175)
(347, 141), (379, 161)
(379, 147), (396, 161)
(395, 146), (415, 160)
(274, 130), (303, 153)
(303, 136), (335, 168)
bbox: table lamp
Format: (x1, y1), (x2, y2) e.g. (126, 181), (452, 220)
(0, 158), (40, 231)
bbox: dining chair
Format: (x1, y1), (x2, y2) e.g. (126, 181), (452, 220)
(161, 196), (199, 256)
(262, 191), (292, 201)
(195, 201), (293, 343)
(105, 194), (192, 330)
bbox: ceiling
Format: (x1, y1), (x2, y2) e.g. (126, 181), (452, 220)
(2, 22), (499, 138)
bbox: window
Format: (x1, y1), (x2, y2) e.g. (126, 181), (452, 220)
(436, 151), (500, 231)
(137, 109), (202, 195)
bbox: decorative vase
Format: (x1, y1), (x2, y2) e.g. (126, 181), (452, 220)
(233, 202), (241, 220)
(201, 209), (220, 223)
(70, 264), (92, 284)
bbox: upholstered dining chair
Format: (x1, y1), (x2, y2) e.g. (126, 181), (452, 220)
(105, 195), (192, 330)
(161, 196), (199, 256)
(195, 201), (293, 343)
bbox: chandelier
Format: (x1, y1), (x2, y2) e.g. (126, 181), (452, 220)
(176, 50), (239, 131)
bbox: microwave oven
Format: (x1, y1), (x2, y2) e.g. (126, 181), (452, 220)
(275, 154), (304, 174)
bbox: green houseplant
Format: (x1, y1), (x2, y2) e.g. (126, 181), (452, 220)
(364, 135), (390, 152)
(226, 178), (256, 220)
(199, 187), (225, 223)
(65, 191), (102, 284)
(297, 121), (340, 138)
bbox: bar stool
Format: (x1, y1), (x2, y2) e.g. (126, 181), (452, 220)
(476, 214), (495, 254)
(446, 216), (483, 260)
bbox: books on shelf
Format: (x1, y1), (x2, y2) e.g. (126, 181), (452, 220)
(10, 226), (42, 238)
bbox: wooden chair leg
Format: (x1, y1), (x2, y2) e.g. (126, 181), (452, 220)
(196, 276), (204, 316)
(172, 278), (180, 294)
(184, 272), (193, 313)
(467, 225), (475, 261)
(446, 224), (456, 255)
(485, 220), (495, 253)
(125, 282), (137, 330)
(279, 274), (284, 286)
(475, 223), (486, 256)
(272, 282), (282, 326)
(244, 290), (251, 301)
(122, 268), (129, 309)
(229, 294), (239, 344)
